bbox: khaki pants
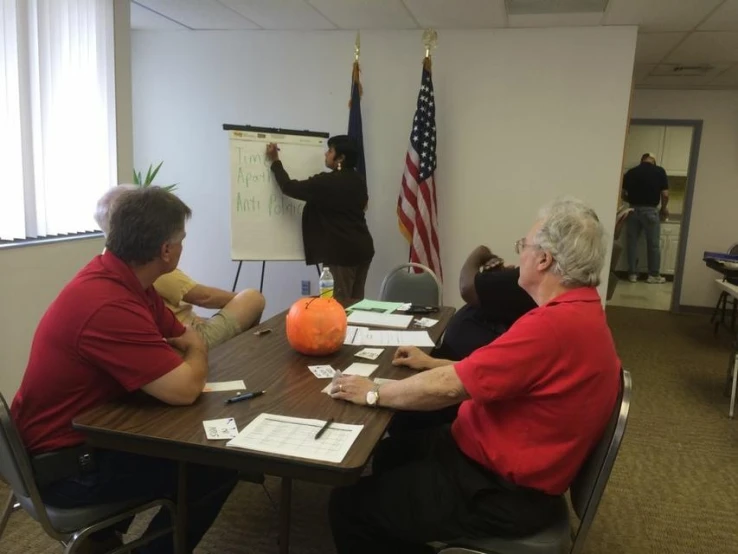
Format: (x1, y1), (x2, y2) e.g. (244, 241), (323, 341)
(190, 310), (241, 350)
(331, 262), (371, 302)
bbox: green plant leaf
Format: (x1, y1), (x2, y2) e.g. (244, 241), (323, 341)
(147, 161), (163, 185)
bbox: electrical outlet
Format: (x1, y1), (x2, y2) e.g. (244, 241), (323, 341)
(301, 280), (311, 295)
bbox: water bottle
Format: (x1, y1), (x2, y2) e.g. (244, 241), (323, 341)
(319, 267), (334, 299)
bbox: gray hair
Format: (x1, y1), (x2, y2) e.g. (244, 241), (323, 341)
(94, 184), (138, 236)
(533, 197), (607, 287)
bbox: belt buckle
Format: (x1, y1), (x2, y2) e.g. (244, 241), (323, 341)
(78, 452), (94, 473)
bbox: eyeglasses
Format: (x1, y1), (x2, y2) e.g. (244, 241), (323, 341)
(514, 238), (536, 255)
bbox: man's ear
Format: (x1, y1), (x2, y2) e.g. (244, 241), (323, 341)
(537, 250), (555, 272)
(160, 242), (172, 263)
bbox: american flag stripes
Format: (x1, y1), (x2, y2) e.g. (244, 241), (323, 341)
(397, 57), (442, 280)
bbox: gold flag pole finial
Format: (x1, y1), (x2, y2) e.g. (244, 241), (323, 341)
(422, 28), (437, 58)
(354, 31), (361, 62)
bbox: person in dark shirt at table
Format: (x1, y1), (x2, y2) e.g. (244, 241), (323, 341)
(388, 245), (537, 435)
(621, 152), (669, 284)
(266, 135), (375, 301)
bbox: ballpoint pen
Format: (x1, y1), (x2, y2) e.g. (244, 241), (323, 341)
(224, 391), (266, 405)
(314, 417), (334, 439)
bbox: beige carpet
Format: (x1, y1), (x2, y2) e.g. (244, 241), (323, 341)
(1, 306), (738, 553)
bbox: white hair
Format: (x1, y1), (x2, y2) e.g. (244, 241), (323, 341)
(94, 184), (138, 236)
(533, 197), (607, 287)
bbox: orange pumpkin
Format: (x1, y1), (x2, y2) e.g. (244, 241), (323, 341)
(285, 297), (347, 356)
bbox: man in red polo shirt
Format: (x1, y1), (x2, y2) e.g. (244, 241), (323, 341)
(328, 197), (621, 554)
(11, 187), (237, 554)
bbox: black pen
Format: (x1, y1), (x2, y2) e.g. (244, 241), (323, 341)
(224, 391), (266, 405)
(314, 417), (334, 439)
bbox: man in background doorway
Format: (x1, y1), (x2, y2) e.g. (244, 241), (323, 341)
(621, 152), (669, 284)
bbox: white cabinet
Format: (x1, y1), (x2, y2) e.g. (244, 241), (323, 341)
(661, 127), (692, 176)
(615, 221), (681, 276)
(623, 124), (692, 176)
(624, 125), (665, 170)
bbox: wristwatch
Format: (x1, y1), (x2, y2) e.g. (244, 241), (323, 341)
(366, 384), (381, 407)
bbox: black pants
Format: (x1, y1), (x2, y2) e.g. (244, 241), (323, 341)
(40, 450), (238, 554)
(329, 426), (562, 554)
(331, 261), (371, 302)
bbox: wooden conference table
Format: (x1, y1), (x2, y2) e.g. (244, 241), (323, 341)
(73, 303), (455, 554)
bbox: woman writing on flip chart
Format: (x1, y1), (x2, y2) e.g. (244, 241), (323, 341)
(266, 135), (374, 301)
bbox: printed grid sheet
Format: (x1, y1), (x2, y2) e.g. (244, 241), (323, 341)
(226, 413), (364, 463)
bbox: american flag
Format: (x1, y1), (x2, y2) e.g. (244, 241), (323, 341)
(397, 57), (442, 280)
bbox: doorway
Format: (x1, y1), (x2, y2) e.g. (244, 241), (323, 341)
(608, 119), (702, 312)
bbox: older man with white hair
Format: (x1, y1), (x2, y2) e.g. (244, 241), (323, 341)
(328, 197), (622, 554)
(95, 184), (265, 350)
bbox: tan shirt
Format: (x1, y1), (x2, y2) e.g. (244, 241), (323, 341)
(153, 269), (198, 325)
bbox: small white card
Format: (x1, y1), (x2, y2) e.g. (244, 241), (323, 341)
(355, 348), (384, 360)
(308, 365), (337, 379)
(203, 380), (246, 393)
(203, 418), (239, 440)
(344, 363), (379, 377)
(414, 317), (438, 328)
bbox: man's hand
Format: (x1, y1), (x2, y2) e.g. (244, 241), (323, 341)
(660, 207), (669, 221)
(330, 375), (374, 405)
(265, 143), (280, 162)
(392, 346), (435, 370)
(166, 326), (206, 353)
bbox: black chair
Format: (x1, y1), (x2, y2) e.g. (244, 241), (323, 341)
(0, 392), (178, 553)
(437, 369), (632, 554)
(379, 262), (443, 306)
(711, 243), (738, 336)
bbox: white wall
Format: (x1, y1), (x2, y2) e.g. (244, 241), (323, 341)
(631, 89), (738, 308)
(131, 26), (636, 316)
(0, 0), (132, 399)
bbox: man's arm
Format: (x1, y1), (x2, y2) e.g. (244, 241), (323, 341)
(659, 167), (669, 217)
(142, 327), (208, 405)
(183, 284), (236, 310)
(459, 246), (496, 305)
(331, 365), (469, 411)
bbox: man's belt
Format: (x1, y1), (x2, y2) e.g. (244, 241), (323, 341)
(31, 445), (98, 489)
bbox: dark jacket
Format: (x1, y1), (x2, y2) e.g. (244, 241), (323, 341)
(270, 161), (375, 266)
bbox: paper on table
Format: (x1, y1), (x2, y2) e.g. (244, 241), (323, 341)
(203, 380), (246, 392)
(308, 365), (337, 378)
(361, 330), (435, 347)
(346, 299), (404, 314)
(344, 326), (369, 345)
(347, 311), (413, 329)
(344, 363), (379, 377)
(203, 418), (239, 440)
(226, 413), (363, 464)
(355, 348), (384, 360)
(413, 317), (438, 328)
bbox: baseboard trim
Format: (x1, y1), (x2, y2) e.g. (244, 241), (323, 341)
(677, 305), (715, 316)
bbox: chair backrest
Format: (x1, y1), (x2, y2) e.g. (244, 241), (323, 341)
(0, 393), (59, 538)
(569, 369), (632, 554)
(379, 263), (443, 306)
(728, 243), (738, 256)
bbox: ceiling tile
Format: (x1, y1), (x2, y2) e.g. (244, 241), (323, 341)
(130, 2), (188, 29)
(665, 31), (738, 63)
(641, 62), (731, 86)
(635, 32), (686, 63)
(403, 0), (506, 29)
(603, 0), (724, 32)
(306, 0), (418, 29)
(633, 63), (656, 84)
(134, 0), (260, 29)
(216, 0), (335, 29)
(507, 12), (603, 27)
(707, 63), (738, 85)
(700, 0), (738, 31)
(506, 0), (608, 14)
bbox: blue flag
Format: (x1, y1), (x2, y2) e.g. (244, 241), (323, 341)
(348, 61), (366, 178)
